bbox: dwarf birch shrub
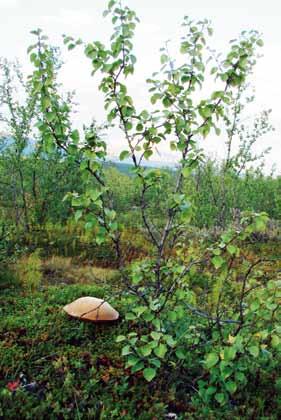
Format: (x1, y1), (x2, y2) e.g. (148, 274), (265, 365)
(27, 0), (281, 406)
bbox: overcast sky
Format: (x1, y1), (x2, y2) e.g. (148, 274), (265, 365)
(0, 0), (280, 173)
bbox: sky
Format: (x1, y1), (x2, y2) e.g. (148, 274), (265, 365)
(0, 0), (280, 173)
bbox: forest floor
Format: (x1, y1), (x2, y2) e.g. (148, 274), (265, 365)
(0, 242), (281, 419)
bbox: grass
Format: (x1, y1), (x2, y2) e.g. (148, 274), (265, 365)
(41, 256), (120, 287)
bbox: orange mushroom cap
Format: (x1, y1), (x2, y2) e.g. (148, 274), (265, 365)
(63, 297), (119, 322)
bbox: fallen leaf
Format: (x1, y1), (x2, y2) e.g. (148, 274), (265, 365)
(7, 379), (20, 392)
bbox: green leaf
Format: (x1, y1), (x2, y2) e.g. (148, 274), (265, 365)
(211, 255), (225, 269)
(143, 311), (154, 321)
(119, 150), (130, 161)
(116, 335), (126, 343)
(70, 129), (80, 142)
(42, 96), (51, 110)
(223, 347), (236, 361)
(211, 66), (218, 75)
(165, 335), (177, 348)
(143, 367), (156, 382)
(108, 0), (116, 10)
(125, 312), (137, 320)
(151, 93), (161, 105)
(162, 96), (172, 108)
(170, 141), (177, 151)
(199, 106), (212, 119)
(88, 189), (102, 202)
(250, 300), (260, 311)
(168, 311), (177, 322)
(248, 346), (259, 358)
(160, 54), (168, 64)
(175, 349), (185, 360)
(206, 386), (217, 395)
(221, 366), (233, 380)
(205, 352), (219, 368)
(140, 110), (149, 120)
(180, 41), (190, 54)
(225, 381), (237, 394)
(121, 345), (131, 356)
(227, 244), (237, 255)
(271, 335), (280, 348)
(152, 318), (160, 330)
(96, 235), (105, 245)
(131, 272), (142, 285)
(125, 121), (133, 131)
(105, 208), (116, 220)
(150, 331), (162, 341)
(46, 112), (56, 122)
(215, 393), (226, 405)
(131, 361), (144, 373)
(182, 166), (191, 178)
(30, 52), (37, 62)
(134, 306), (147, 317)
(150, 358), (161, 368)
(74, 210), (83, 222)
(154, 344), (167, 359)
(126, 355), (140, 367)
(149, 340), (158, 349)
(144, 149), (153, 159)
(139, 345), (152, 357)
(212, 248), (221, 256)
(221, 232), (233, 243)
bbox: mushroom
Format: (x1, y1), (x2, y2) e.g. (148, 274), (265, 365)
(63, 297), (119, 322)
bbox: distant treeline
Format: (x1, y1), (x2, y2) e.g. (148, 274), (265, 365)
(1, 135), (280, 236)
